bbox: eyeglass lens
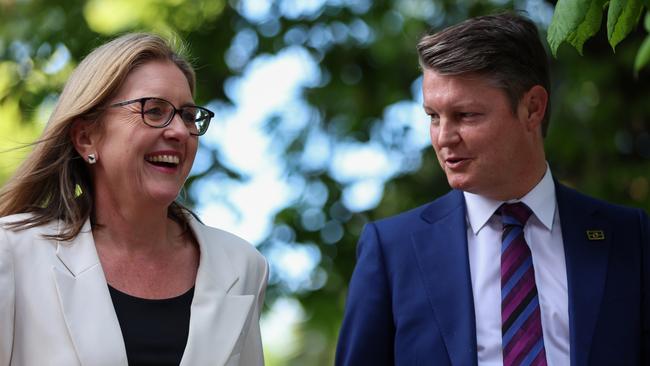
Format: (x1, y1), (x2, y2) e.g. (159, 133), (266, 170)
(142, 98), (210, 135)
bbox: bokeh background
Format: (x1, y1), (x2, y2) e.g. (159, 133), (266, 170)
(1, 0), (649, 364)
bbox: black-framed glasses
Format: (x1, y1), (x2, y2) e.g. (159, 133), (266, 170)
(108, 97), (214, 136)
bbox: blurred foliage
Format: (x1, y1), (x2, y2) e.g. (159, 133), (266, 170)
(1, 0), (649, 365)
(548, 0), (650, 72)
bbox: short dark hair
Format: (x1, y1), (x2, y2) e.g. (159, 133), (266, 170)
(417, 12), (551, 136)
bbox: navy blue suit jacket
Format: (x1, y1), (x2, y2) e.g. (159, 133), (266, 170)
(336, 183), (650, 365)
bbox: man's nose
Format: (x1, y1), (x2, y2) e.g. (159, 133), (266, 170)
(435, 118), (461, 147)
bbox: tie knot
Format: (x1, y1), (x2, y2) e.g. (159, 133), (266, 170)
(499, 202), (532, 227)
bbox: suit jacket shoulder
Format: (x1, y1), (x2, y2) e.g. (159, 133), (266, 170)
(556, 182), (648, 227)
(370, 189), (465, 242)
(0, 212), (59, 243)
(336, 189), (476, 366)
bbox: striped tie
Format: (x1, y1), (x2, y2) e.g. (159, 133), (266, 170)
(500, 202), (547, 366)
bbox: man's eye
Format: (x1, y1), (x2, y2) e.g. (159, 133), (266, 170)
(459, 112), (479, 119)
(429, 114), (440, 125)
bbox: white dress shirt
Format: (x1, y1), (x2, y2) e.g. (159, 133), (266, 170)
(464, 166), (570, 366)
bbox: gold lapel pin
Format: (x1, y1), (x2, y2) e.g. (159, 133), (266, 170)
(586, 230), (605, 241)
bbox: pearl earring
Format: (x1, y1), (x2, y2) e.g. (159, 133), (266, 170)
(87, 154), (97, 165)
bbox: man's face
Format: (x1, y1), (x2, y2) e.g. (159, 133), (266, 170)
(422, 69), (543, 200)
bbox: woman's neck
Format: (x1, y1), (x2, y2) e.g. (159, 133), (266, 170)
(92, 198), (183, 253)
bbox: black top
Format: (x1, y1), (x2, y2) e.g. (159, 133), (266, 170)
(108, 285), (194, 366)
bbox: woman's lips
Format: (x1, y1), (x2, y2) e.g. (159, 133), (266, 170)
(144, 150), (183, 174)
(145, 159), (180, 174)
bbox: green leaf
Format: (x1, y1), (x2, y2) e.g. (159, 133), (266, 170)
(548, 0), (607, 56)
(644, 11), (650, 31)
(634, 34), (650, 72)
(608, 0), (644, 50)
(567, 0), (608, 54)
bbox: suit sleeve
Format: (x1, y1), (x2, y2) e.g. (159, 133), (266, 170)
(0, 228), (14, 365)
(238, 255), (268, 366)
(640, 209), (650, 363)
(336, 223), (395, 366)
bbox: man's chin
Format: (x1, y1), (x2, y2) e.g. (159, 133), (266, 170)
(446, 176), (472, 192)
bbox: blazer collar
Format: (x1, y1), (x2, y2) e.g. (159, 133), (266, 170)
(181, 216), (256, 365)
(53, 216), (255, 366)
(413, 190), (478, 366)
(54, 216), (241, 290)
(420, 189), (467, 224)
(555, 182), (611, 366)
(187, 215), (239, 293)
(54, 219), (128, 366)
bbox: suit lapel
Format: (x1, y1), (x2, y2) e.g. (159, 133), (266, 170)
(411, 191), (477, 366)
(180, 217), (255, 365)
(556, 184), (611, 366)
(53, 219), (128, 366)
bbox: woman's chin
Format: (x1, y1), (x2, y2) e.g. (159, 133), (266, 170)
(143, 188), (183, 207)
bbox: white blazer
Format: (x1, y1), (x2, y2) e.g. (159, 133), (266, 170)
(0, 213), (268, 366)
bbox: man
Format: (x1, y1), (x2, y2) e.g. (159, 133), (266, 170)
(336, 12), (650, 366)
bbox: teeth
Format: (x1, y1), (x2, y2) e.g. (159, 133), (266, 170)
(146, 155), (180, 164)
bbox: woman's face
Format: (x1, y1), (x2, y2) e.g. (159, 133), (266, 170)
(90, 60), (198, 210)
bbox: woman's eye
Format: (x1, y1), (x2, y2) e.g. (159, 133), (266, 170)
(180, 110), (196, 123)
(145, 108), (164, 116)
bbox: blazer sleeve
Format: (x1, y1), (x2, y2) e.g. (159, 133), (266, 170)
(238, 255), (269, 366)
(336, 223), (395, 366)
(641, 209), (650, 363)
(0, 228), (14, 365)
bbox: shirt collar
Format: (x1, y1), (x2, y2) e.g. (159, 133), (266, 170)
(463, 165), (556, 235)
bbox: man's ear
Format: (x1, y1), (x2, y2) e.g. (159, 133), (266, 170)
(520, 85), (548, 133)
(70, 119), (98, 162)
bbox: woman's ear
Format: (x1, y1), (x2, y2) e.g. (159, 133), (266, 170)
(521, 85), (548, 133)
(70, 119), (98, 164)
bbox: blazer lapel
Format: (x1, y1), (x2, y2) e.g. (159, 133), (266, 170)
(53, 219), (128, 366)
(411, 191), (477, 366)
(180, 217), (255, 366)
(556, 184), (611, 366)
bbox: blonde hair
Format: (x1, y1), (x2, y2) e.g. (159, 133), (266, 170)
(0, 33), (196, 240)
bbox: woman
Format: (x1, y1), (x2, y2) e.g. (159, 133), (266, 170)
(0, 33), (267, 366)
